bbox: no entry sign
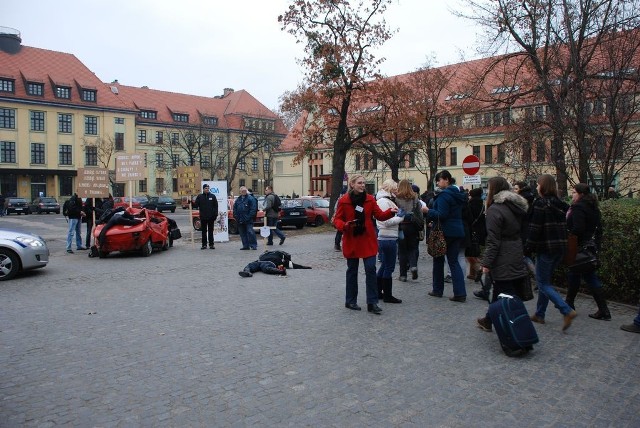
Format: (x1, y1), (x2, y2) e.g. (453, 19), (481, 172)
(462, 155), (481, 175)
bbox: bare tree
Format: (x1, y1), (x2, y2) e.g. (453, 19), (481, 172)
(279, 0), (395, 212)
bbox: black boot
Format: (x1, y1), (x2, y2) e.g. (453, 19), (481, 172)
(382, 278), (402, 303)
(565, 282), (579, 310)
(377, 276), (384, 299)
(589, 288), (611, 320)
(367, 303), (382, 314)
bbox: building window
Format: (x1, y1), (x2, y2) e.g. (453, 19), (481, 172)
(171, 133), (179, 144)
(252, 179), (258, 192)
(173, 113), (188, 122)
(156, 178), (164, 193)
(502, 110), (511, 125)
(30, 111), (45, 131)
(536, 141), (546, 162)
(217, 136), (225, 148)
(58, 113), (72, 133)
(239, 158), (246, 171)
(0, 108), (16, 129)
(484, 112), (492, 127)
(84, 116), (98, 135)
(139, 110), (157, 120)
(172, 154), (180, 168)
(202, 134), (211, 145)
(155, 131), (163, 144)
(56, 86), (71, 99)
(263, 159), (270, 172)
(81, 89), (96, 102)
(85, 146), (98, 166)
(139, 179), (147, 193)
(239, 179), (246, 188)
(1, 141), (16, 163)
(535, 105), (545, 120)
(438, 149), (445, 167)
(59, 175), (73, 196)
(137, 130), (147, 143)
(59, 145), (72, 165)
(31, 143), (45, 164)
(484, 145), (493, 164)
(156, 153), (164, 168)
(203, 116), (217, 126)
(497, 143), (506, 164)
(202, 156), (211, 168)
(27, 82), (43, 96)
(472, 145), (480, 159)
(450, 147), (457, 166)
(114, 117), (125, 124)
(252, 157), (258, 171)
(115, 132), (124, 150)
(0, 78), (14, 93)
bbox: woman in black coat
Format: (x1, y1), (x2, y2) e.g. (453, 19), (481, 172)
(476, 177), (529, 331)
(564, 183), (610, 320)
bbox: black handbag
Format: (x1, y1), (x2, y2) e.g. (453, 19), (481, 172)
(568, 241), (599, 273)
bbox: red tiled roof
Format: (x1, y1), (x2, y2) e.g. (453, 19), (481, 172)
(0, 45), (131, 111)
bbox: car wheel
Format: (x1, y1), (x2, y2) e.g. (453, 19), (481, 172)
(193, 217), (201, 231)
(228, 220), (238, 235)
(296, 224), (304, 229)
(171, 209), (175, 213)
(0, 249), (20, 281)
(141, 239), (153, 257)
(37, 208), (42, 214)
(314, 216), (324, 227)
(98, 250), (109, 259)
(55, 210), (60, 214)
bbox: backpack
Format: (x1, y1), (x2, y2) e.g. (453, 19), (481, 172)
(272, 194), (282, 212)
(62, 199), (76, 217)
(410, 199), (425, 230)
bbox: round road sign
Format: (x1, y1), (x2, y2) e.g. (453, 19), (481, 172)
(462, 155), (481, 175)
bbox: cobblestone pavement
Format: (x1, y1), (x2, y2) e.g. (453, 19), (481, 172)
(1, 215), (639, 427)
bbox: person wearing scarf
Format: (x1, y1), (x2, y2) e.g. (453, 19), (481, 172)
(333, 174), (397, 314)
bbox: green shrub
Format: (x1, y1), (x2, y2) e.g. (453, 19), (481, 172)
(596, 198), (640, 304)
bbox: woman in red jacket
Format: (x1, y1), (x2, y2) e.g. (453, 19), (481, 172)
(333, 174), (397, 314)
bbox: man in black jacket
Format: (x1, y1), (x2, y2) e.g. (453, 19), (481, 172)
(193, 184), (219, 249)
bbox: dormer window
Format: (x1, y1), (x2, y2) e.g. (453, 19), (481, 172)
(203, 116), (217, 126)
(81, 89), (96, 102)
(173, 113), (189, 123)
(27, 82), (44, 96)
(0, 78), (15, 93)
(445, 93), (469, 101)
(491, 85), (520, 95)
(56, 86), (71, 99)
(139, 110), (157, 120)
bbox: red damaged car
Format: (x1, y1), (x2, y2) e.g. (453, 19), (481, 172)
(92, 207), (178, 258)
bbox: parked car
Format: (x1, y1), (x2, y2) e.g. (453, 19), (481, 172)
(146, 196), (177, 213)
(113, 196), (148, 209)
(296, 196), (330, 226)
(181, 195), (197, 209)
(5, 198), (30, 215)
(277, 199), (307, 229)
(191, 197), (265, 234)
(0, 228), (49, 280)
(93, 207), (174, 258)
(30, 197), (60, 214)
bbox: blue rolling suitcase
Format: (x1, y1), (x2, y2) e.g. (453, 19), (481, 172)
(488, 293), (539, 357)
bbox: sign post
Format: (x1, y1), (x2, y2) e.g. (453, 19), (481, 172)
(77, 168), (110, 247)
(116, 154), (146, 208)
(462, 155), (481, 186)
(177, 166), (202, 246)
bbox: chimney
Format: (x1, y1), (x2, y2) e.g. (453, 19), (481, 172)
(0, 26), (22, 54)
(223, 88), (234, 97)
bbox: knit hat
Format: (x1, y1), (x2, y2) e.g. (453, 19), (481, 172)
(203, 184), (209, 190)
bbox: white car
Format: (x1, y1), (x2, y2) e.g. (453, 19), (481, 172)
(0, 228), (50, 281)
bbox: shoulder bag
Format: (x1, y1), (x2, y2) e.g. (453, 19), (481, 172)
(427, 219), (447, 257)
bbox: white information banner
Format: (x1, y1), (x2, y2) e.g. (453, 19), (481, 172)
(463, 175), (481, 185)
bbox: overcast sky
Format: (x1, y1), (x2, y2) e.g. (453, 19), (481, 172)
(4, 0), (481, 111)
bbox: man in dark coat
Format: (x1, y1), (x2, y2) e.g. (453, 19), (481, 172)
(193, 184), (219, 249)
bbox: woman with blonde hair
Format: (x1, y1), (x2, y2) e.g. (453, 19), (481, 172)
(333, 175), (397, 314)
(395, 179), (423, 282)
(376, 179), (405, 303)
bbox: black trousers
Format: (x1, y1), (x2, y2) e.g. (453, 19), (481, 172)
(201, 218), (215, 246)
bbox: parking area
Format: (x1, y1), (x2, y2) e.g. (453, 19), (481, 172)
(0, 214), (639, 426)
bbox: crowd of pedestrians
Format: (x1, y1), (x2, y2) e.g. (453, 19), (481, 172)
(332, 170), (640, 344)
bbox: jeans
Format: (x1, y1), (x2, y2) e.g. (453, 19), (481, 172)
(346, 256), (378, 305)
(201, 218), (215, 247)
(377, 239), (398, 279)
(238, 222), (257, 249)
(66, 218), (83, 250)
(534, 252), (573, 318)
(634, 307), (640, 327)
(267, 217), (285, 244)
(432, 237), (466, 297)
